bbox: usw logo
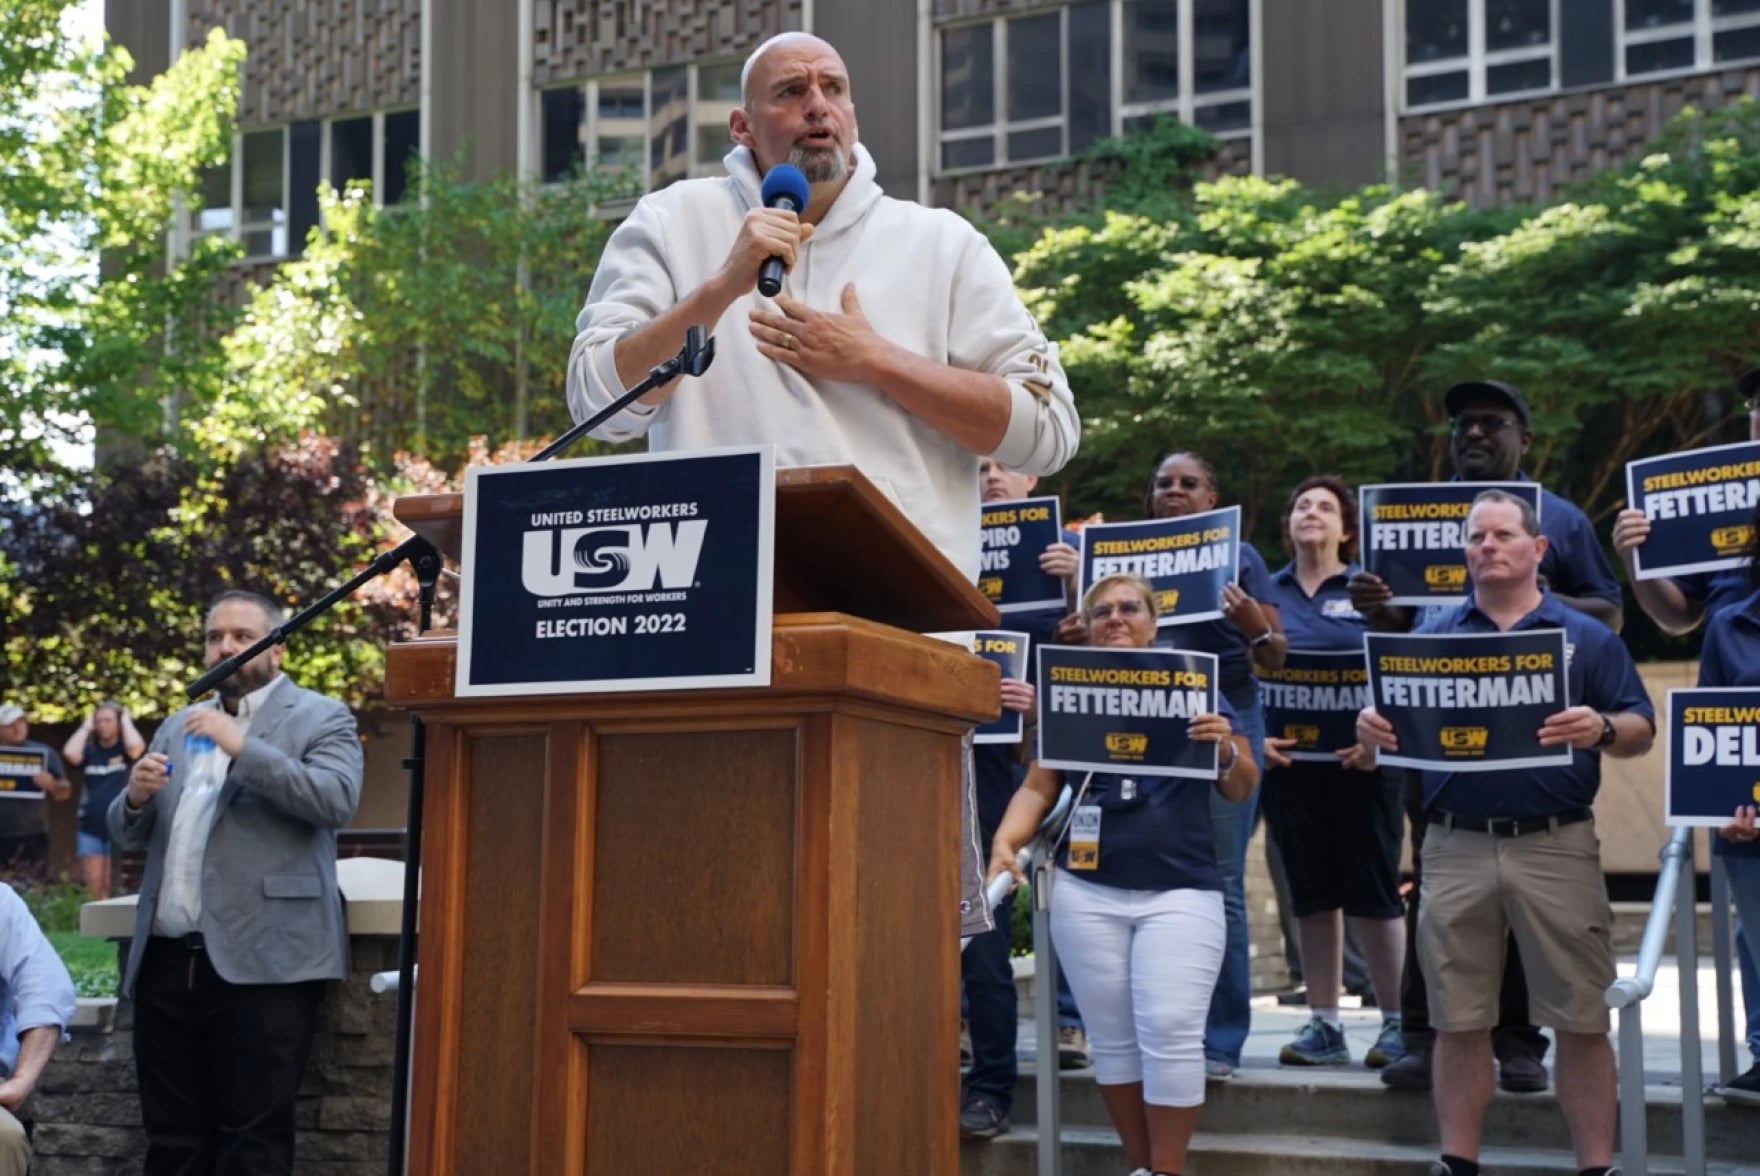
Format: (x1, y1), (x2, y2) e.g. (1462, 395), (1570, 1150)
(521, 522), (708, 597)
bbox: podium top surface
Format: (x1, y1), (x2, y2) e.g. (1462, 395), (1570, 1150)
(393, 463), (1000, 634)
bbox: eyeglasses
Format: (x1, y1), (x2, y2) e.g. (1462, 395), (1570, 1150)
(1154, 475), (1207, 491)
(1088, 601), (1148, 621)
(1450, 413), (1521, 436)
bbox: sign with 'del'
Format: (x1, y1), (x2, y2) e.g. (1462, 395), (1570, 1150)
(456, 446), (775, 696)
(1665, 688), (1760, 825)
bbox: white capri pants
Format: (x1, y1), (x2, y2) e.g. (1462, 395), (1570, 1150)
(1049, 870), (1226, 1107)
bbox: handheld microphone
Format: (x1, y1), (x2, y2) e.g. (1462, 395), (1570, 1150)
(756, 164), (810, 298)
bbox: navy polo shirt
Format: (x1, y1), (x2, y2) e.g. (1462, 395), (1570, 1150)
(1450, 473), (1623, 608)
(1694, 588), (1760, 860)
(974, 529), (1080, 834)
(1677, 568), (1752, 622)
(1156, 543), (1274, 712)
(1055, 698), (1241, 892)
(1269, 561), (1368, 653)
(1414, 593), (1654, 819)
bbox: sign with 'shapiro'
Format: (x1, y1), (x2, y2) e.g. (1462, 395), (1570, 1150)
(1365, 629), (1571, 773)
(1035, 645), (1221, 779)
(1261, 649), (1372, 762)
(0, 748), (48, 799)
(1626, 442), (1760, 580)
(978, 496), (1067, 615)
(456, 446), (775, 696)
(1664, 688), (1760, 825)
(931, 630), (1031, 743)
(1077, 507), (1241, 626)
(1359, 482), (1542, 606)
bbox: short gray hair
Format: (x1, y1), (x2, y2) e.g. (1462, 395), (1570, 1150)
(1467, 489), (1540, 538)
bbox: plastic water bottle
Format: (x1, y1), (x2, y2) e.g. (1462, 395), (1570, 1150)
(182, 730), (220, 788)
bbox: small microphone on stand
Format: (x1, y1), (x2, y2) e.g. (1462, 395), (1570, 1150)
(756, 164), (810, 298)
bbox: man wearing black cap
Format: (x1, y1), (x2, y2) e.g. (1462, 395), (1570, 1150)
(1350, 379), (1625, 1095)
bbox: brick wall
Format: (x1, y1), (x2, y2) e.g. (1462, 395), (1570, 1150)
(189, 0), (422, 125)
(28, 936), (399, 1175)
(531, 0), (804, 85)
(1400, 66), (1760, 207)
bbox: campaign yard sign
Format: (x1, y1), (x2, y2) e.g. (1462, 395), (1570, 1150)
(1359, 482), (1541, 606)
(0, 748), (47, 800)
(978, 496), (1066, 614)
(1664, 688), (1760, 825)
(931, 630), (1031, 743)
(1261, 649), (1372, 762)
(1035, 646), (1221, 779)
(1365, 629), (1571, 773)
(1077, 506), (1241, 627)
(456, 446), (775, 696)
(1626, 442), (1760, 580)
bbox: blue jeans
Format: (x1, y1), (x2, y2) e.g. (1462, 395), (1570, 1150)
(1204, 696), (1264, 1066)
(1723, 853), (1760, 1064)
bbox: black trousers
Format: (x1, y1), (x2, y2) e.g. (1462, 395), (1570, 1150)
(1400, 772), (1548, 1060)
(133, 937), (325, 1176)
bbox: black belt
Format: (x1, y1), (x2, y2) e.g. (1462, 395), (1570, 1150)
(1428, 808), (1593, 838)
(151, 932), (206, 951)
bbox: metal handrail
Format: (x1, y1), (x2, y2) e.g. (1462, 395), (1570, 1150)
(1604, 827), (1705, 1176)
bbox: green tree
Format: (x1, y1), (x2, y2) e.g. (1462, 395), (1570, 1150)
(1, 6), (244, 459)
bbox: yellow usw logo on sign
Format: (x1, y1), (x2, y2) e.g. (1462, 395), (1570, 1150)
(1712, 525), (1753, 556)
(1285, 724), (1320, 746)
(979, 577), (1004, 601)
(1105, 732), (1148, 757)
(1440, 726), (1489, 752)
(1425, 565), (1468, 588)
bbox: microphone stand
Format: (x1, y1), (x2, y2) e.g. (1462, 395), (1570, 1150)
(178, 327), (716, 1176)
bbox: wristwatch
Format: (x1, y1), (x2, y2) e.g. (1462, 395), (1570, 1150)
(1596, 714), (1616, 748)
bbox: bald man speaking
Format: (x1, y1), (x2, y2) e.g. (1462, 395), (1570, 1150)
(568, 33), (1080, 937)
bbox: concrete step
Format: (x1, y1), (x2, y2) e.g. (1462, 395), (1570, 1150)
(999, 1064), (1756, 1164)
(961, 1126), (1759, 1176)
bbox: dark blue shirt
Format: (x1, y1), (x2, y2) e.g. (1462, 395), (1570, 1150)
(1269, 561), (1368, 653)
(1053, 688), (1241, 892)
(1414, 592), (1654, 819)
(76, 740), (132, 840)
(974, 529), (1079, 834)
(1677, 568), (1752, 622)
(1694, 588), (1760, 859)
(1157, 543), (1274, 711)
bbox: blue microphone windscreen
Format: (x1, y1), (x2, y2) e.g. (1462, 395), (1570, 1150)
(760, 164), (810, 210)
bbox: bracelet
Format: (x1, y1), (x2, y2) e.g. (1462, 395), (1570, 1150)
(1250, 630), (1275, 647)
(1217, 741), (1240, 779)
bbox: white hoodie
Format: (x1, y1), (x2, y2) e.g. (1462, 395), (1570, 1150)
(567, 144), (1079, 582)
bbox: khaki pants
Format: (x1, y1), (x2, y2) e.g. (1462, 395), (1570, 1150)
(0, 1106), (28, 1176)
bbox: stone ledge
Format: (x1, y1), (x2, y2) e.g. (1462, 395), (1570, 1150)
(80, 856), (406, 939)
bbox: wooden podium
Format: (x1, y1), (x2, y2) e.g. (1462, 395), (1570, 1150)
(385, 466), (1001, 1175)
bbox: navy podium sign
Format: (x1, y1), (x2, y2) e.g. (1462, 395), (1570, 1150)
(1365, 629), (1570, 773)
(456, 446), (775, 696)
(978, 495), (1066, 614)
(1261, 649), (1372, 762)
(932, 630), (1031, 743)
(1664, 688), (1760, 825)
(1077, 506), (1241, 627)
(1035, 645), (1221, 779)
(1359, 482), (1540, 606)
(1626, 442), (1760, 580)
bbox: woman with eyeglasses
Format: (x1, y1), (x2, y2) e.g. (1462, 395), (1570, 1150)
(989, 573), (1257, 1176)
(1259, 476), (1406, 1070)
(1113, 451), (1286, 1081)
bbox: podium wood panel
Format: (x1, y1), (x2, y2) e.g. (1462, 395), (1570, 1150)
(395, 617), (987, 1176)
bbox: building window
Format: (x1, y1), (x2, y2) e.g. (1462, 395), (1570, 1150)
(1620, 0), (1760, 78)
(538, 60), (746, 190)
(935, 0), (1250, 176)
(190, 108), (423, 260)
(1402, 0), (1555, 111)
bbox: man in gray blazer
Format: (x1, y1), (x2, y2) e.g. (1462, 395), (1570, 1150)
(110, 589), (363, 1175)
